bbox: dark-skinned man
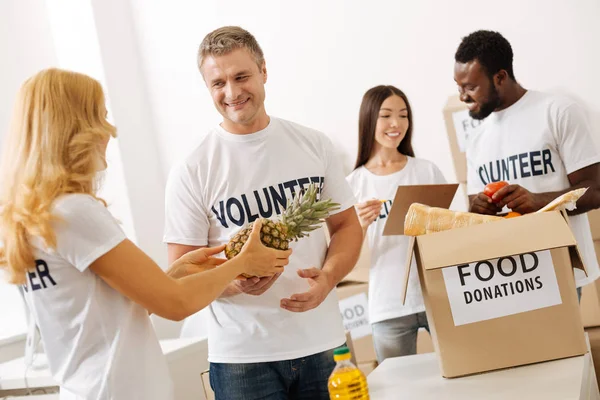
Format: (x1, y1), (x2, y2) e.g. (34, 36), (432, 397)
(454, 30), (600, 297)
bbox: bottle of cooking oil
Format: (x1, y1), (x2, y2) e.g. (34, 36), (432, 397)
(328, 346), (370, 399)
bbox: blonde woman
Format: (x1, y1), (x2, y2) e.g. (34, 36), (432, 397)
(0, 68), (291, 400)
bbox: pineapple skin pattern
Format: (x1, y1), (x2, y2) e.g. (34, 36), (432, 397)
(225, 183), (340, 276)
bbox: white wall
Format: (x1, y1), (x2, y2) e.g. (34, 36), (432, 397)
(129, 0), (600, 186)
(0, 0), (58, 343)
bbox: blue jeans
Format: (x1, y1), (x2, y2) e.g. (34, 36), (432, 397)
(371, 312), (429, 363)
(209, 348), (338, 400)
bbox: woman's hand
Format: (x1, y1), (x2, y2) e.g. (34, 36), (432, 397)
(166, 245), (227, 279)
(355, 199), (383, 230)
(237, 220), (291, 277)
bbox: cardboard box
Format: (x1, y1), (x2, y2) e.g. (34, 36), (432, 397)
(589, 210), (600, 241)
(385, 185), (588, 378)
(417, 328), (434, 354)
(443, 94), (600, 329)
(581, 242), (600, 328)
(586, 326), (600, 390)
(336, 235), (377, 364)
(336, 280), (377, 364)
(442, 95), (483, 184)
(200, 369), (214, 400)
(358, 361), (378, 377)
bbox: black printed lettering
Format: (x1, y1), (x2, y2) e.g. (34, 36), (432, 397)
(212, 176), (326, 228)
(483, 286), (493, 300)
(535, 276), (543, 289)
(520, 253), (538, 273)
(269, 184), (287, 215)
(494, 285), (503, 297)
(542, 150), (555, 174)
(474, 261), (494, 281)
(489, 160), (501, 182)
(226, 198), (244, 227)
(483, 164), (491, 184)
(318, 177), (325, 200)
(479, 166), (488, 185)
(515, 280), (524, 293)
(28, 270), (41, 291)
(525, 277), (535, 291)
(508, 155), (519, 180)
(530, 151), (543, 176)
(519, 153), (530, 178)
(283, 180), (299, 198)
(458, 264), (471, 286)
(501, 159), (510, 181)
(241, 194), (259, 224)
(297, 177), (310, 193)
(35, 260), (56, 288)
(497, 257), (517, 277)
(464, 291), (473, 304)
(212, 202), (228, 228)
(254, 188), (273, 218)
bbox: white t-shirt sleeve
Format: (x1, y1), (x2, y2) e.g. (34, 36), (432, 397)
(163, 163), (210, 246)
(554, 102), (600, 175)
(321, 134), (357, 213)
(345, 169), (362, 199)
(430, 162), (448, 184)
(52, 195), (126, 272)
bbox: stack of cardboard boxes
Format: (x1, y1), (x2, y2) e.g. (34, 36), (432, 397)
(335, 239), (435, 377)
(583, 209), (600, 387)
(335, 239), (378, 376)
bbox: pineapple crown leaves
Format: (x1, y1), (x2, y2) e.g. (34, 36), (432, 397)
(280, 182), (340, 240)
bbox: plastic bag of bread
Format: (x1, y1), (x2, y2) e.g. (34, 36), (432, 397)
(536, 188), (588, 213)
(404, 188), (588, 236)
(404, 203), (502, 236)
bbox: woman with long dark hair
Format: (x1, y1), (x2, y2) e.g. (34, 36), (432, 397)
(347, 85), (446, 362)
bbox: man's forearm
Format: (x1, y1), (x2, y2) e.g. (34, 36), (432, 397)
(321, 222), (363, 290)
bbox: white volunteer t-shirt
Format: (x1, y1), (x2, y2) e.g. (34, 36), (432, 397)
(466, 90), (600, 287)
(23, 194), (173, 400)
(346, 157), (447, 324)
(163, 117), (356, 364)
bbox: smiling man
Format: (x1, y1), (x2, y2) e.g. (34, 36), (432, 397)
(454, 29), (600, 297)
(163, 26), (362, 400)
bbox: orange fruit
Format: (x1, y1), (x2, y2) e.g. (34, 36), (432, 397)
(504, 212), (522, 219)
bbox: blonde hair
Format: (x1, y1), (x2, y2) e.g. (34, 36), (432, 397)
(197, 26), (265, 70)
(0, 68), (116, 284)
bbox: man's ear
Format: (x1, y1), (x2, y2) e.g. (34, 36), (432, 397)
(495, 69), (509, 87)
(261, 61), (268, 84)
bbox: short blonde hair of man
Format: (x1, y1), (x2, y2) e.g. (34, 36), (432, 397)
(197, 26), (265, 71)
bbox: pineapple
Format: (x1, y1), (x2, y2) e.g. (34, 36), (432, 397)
(225, 182), (340, 277)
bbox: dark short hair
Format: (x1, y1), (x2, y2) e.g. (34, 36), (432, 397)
(455, 30), (515, 80)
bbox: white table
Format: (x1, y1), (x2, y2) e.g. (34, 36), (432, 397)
(0, 337), (208, 399)
(368, 350), (599, 399)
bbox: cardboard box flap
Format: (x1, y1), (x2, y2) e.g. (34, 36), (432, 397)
(444, 94), (466, 112)
(400, 236), (416, 305)
(569, 245), (587, 274)
(383, 184), (459, 236)
(416, 211), (579, 270)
